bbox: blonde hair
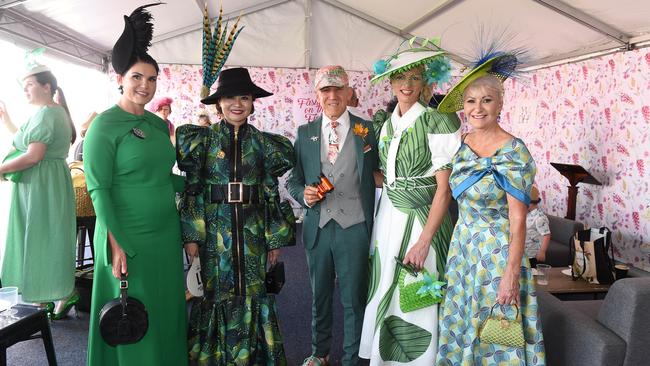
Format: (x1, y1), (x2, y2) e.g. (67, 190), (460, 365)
(464, 74), (505, 101)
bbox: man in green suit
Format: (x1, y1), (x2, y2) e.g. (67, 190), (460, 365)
(288, 65), (378, 366)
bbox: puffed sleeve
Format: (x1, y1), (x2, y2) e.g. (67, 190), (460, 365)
(176, 124), (208, 245)
(423, 107), (461, 172)
(24, 107), (55, 145)
(262, 132), (296, 250)
(84, 114), (137, 259)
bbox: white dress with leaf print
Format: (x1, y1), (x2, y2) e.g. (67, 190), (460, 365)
(359, 102), (461, 365)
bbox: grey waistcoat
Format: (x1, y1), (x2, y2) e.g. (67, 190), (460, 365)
(319, 128), (365, 228)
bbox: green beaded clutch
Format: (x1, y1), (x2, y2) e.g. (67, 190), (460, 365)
(2, 149), (23, 183)
(478, 304), (525, 348)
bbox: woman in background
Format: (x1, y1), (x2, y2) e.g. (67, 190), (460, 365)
(148, 96), (175, 144)
(0, 65), (77, 318)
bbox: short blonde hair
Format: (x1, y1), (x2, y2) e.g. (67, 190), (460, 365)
(463, 74), (504, 102)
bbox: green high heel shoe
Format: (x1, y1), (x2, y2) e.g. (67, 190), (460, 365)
(52, 291), (80, 320)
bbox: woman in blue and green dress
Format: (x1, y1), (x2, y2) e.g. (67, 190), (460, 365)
(435, 54), (546, 365)
(177, 67), (295, 365)
(359, 44), (461, 365)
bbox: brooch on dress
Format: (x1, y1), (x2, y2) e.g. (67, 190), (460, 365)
(310, 136), (319, 142)
(132, 128), (146, 139)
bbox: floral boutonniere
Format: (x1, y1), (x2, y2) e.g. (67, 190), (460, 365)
(353, 123), (372, 153)
(353, 123), (369, 139)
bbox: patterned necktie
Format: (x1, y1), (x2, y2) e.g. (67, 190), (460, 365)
(327, 120), (340, 164)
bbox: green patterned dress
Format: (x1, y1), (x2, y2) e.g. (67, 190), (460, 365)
(359, 103), (461, 365)
(436, 138), (546, 365)
(176, 121), (296, 366)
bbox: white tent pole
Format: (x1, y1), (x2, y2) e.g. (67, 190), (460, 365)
(401, 0), (463, 34)
(319, 0), (469, 66)
(532, 0), (630, 46)
(304, 0), (312, 70)
(520, 43), (650, 72)
(0, 8), (107, 69)
(152, 0), (292, 44)
(319, 0), (405, 37)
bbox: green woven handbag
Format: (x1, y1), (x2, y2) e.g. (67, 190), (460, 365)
(2, 149), (23, 183)
(397, 267), (444, 313)
(478, 304), (525, 348)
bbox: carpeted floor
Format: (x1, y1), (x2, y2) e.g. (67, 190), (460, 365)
(6, 226), (358, 366)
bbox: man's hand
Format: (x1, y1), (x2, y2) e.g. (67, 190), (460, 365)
(303, 185), (320, 207)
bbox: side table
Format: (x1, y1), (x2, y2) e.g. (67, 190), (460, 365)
(0, 304), (56, 366)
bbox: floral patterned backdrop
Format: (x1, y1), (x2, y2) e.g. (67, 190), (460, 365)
(155, 49), (650, 271)
(500, 49), (650, 271)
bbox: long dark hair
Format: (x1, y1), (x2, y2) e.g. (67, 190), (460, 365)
(33, 71), (76, 144)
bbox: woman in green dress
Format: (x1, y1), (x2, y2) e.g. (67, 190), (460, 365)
(359, 43), (461, 365)
(84, 5), (187, 365)
(0, 66), (77, 314)
(177, 67), (295, 365)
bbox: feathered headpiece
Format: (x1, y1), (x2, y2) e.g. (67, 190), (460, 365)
(111, 3), (161, 74)
(200, 4), (244, 99)
(371, 36), (452, 89)
(437, 29), (526, 113)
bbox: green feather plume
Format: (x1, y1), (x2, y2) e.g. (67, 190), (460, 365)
(201, 4), (244, 98)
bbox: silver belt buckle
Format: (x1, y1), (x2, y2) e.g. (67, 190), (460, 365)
(228, 182), (244, 203)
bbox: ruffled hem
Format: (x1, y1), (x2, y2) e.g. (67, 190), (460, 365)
(188, 295), (287, 365)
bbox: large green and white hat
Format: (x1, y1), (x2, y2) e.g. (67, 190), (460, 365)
(371, 37), (452, 88)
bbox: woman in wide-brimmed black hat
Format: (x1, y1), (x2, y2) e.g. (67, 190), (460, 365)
(176, 66), (296, 365)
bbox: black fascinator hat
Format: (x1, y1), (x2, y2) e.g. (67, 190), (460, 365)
(111, 3), (162, 75)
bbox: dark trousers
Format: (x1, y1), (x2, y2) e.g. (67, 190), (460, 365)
(305, 220), (369, 366)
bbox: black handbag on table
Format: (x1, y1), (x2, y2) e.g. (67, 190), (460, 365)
(99, 274), (149, 346)
(265, 262), (285, 294)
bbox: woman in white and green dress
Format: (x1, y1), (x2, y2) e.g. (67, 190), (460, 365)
(359, 45), (461, 365)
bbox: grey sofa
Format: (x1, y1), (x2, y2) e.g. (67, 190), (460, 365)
(545, 215), (584, 267)
(537, 277), (650, 366)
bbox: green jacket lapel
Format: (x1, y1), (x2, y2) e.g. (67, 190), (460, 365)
(350, 115), (365, 181)
(307, 117), (322, 180)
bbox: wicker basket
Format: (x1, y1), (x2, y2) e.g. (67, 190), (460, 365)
(69, 161), (95, 217)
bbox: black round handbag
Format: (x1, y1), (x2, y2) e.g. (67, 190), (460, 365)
(99, 274), (149, 346)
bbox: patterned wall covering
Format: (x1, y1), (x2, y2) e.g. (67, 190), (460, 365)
(500, 49), (650, 271)
(155, 48), (650, 271)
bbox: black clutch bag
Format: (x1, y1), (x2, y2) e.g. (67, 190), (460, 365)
(99, 274), (149, 346)
(265, 262), (285, 294)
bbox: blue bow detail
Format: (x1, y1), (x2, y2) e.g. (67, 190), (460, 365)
(416, 270), (446, 301)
